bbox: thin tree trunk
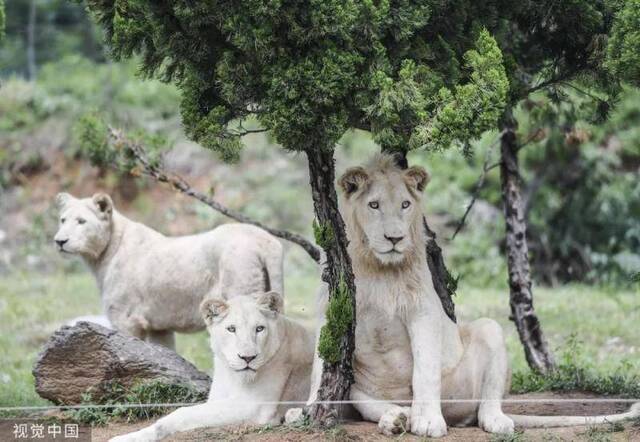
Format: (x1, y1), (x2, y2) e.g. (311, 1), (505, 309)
(305, 147), (357, 427)
(26, 0), (37, 81)
(389, 151), (457, 322)
(500, 115), (555, 374)
(423, 218), (457, 322)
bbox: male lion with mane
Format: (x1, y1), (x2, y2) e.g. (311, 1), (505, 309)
(295, 155), (639, 437)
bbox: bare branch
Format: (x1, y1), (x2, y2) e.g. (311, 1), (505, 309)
(450, 132), (503, 240)
(450, 127), (544, 240)
(107, 127), (321, 263)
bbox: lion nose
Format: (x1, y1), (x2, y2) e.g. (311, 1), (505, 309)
(238, 354), (257, 363)
(384, 235), (404, 245)
(55, 239), (68, 247)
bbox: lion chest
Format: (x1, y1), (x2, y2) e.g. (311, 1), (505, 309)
(354, 307), (413, 399)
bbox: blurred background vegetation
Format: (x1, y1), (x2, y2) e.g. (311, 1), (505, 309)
(0, 1), (638, 408)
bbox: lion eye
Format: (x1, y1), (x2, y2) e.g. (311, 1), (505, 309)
(402, 201), (411, 209)
(226, 326), (236, 333)
(256, 326), (265, 333)
(77, 218), (86, 225)
(368, 201), (379, 209)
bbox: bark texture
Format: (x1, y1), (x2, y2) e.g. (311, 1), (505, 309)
(500, 122), (556, 374)
(305, 147), (357, 427)
(33, 322), (211, 404)
(423, 218), (457, 322)
(26, 0), (37, 81)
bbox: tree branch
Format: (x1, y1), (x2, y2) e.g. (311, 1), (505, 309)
(107, 127), (321, 263)
(450, 132), (502, 240)
(450, 127), (544, 240)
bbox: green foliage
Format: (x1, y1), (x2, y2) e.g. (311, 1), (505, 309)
(517, 87), (640, 284)
(312, 219), (335, 250)
(318, 277), (353, 364)
(606, 0), (640, 86)
(512, 335), (640, 398)
(83, 1), (516, 159)
(0, 0), (103, 75)
(76, 112), (113, 166)
(410, 30), (509, 152)
(580, 421), (625, 442)
(75, 111), (169, 178)
(0, 0), (5, 44)
(70, 380), (206, 425)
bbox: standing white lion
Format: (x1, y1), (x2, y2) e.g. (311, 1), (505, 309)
(109, 292), (314, 442)
(54, 192), (284, 349)
(294, 155), (640, 437)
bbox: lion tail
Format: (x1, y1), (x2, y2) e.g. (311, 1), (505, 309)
(508, 402), (640, 428)
(262, 242), (284, 296)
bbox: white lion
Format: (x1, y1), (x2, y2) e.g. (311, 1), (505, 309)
(110, 292), (314, 442)
(54, 192), (284, 349)
(295, 155), (640, 437)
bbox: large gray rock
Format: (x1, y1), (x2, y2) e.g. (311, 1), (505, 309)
(33, 322), (211, 404)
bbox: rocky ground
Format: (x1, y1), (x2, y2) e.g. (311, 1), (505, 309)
(91, 393), (640, 441)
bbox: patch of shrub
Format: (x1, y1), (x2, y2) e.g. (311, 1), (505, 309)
(512, 335), (640, 398)
(69, 380), (206, 426)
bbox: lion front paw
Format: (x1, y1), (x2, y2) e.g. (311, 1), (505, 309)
(284, 407), (305, 425)
(410, 413), (447, 438)
(378, 406), (411, 436)
(479, 412), (514, 434)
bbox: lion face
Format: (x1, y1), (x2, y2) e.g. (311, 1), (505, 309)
(339, 156), (429, 267)
(200, 292), (285, 383)
(54, 192), (113, 260)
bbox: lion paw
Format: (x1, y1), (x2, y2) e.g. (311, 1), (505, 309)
(411, 413), (447, 438)
(479, 412), (515, 434)
(284, 407), (305, 425)
(378, 406), (411, 436)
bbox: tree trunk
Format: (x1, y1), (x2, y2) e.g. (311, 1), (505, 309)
(26, 0), (37, 81)
(389, 151), (457, 322)
(304, 147), (357, 427)
(500, 116), (555, 374)
(423, 218), (457, 322)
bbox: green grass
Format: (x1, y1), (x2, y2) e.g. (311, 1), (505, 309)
(455, 284), (640, 376)
(0, 269), (638, 410)
(70, 380), (206, 425)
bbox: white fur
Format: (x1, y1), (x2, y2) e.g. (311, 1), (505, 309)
(109, 293), (314, 442)
(54, 192), (284, 348)
(292, 155), (639, 437)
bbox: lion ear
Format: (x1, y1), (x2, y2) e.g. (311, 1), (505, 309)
(338, 167), (369, 197)
(405, 166), (430, 192)
(254, 291), (283, 316)
(56, 192), (73, 209)
(200, 298), (229, 326)
(92, 193), (113, 218)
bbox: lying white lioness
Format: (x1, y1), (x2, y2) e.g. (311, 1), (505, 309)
(54, 192), (284, 349)
(110, 292), (314, 442)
